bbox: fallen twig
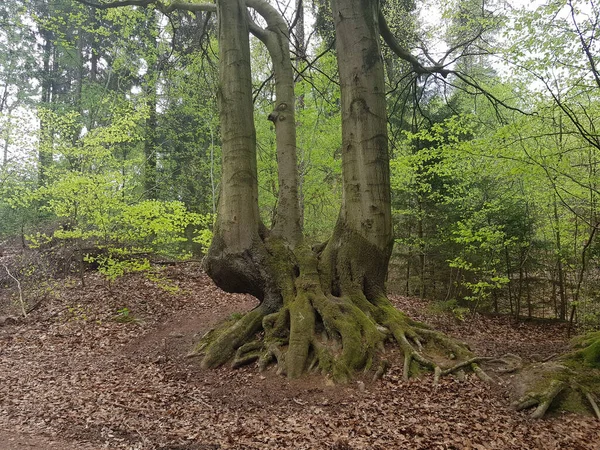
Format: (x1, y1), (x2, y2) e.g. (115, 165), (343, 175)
(2, 264), (26, 318)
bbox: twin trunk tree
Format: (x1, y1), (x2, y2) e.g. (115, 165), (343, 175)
(82, 0), (599, 417)
(198, 0), (480, 382)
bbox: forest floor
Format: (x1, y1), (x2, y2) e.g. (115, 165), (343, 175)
(0, 262), (598, 450)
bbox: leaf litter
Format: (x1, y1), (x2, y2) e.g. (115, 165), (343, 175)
(0, 263), (598, 449)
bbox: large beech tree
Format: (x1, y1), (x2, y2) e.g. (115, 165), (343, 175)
(79, 0), (600, 417)
(80, 0), (482, 381)
(180, 0), (483, 382)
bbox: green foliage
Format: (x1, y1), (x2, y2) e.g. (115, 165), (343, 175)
(113, 307), (141, 324)
(20, 103), (213, 284)
(392, 114), (530, 307)
(157, 37), (220, 214)
(448, 211), (513, 302)
(84, 254), (151, 283)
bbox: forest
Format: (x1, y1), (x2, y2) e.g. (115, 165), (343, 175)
(0, 0), (599, 448)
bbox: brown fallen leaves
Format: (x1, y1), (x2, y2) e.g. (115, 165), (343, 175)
(0, 263), (598, 449)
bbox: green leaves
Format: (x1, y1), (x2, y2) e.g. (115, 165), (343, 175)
(391, 112), (533, 303)
(26, 100), (213, 283)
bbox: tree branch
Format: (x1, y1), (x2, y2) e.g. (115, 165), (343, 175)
(379, 9), (532, 118)
(3, 264), (26, 318)
(76, 0), (154, 8)
(379, 11), (449, 77)
(75, 0), (216, 14)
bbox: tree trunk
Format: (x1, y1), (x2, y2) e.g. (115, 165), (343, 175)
(143, 10), (159, 199)
(553, 195), (567, 320)
(202, 0), (280, 308)
(320, 0), (393, 298)
(505, 245), (513, 316)
(38, 30), (54, 186)
(246, 0), (302, 245)
(197, 0), (481, 384)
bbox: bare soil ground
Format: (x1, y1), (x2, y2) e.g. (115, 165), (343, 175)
(0, 263), (598, 450)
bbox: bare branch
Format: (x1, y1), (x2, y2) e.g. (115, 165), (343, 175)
(568, 0), (600, 90)
(379, 12), (449, 77)
(3, 264), (26, 318)
(76, 0), (155, 9)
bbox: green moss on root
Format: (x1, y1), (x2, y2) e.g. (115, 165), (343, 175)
(514, 333), (600, 418)
(573, 332), (600, 368)
(195, 235), (486, 385)
(197, 307), (266, 369)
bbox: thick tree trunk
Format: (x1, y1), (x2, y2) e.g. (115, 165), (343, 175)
(203, 0), (281, 310)
(320, 0), (393, 299)
(197, 0), (483, 385)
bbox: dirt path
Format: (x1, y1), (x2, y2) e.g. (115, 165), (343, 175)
(0, 264), (597, 449)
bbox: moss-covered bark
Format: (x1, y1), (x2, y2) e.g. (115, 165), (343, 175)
(196, 235), (492, 384)
(513, 332), (600, 419)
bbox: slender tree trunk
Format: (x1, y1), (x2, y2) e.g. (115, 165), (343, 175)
(143, 11), (159, 199)
(0, 61), (13, 165)
(294, 0), (306, 227)
(144, 87), (158, 198)
(209, 123), (216, 215)
(247, 0), (302, 245)
(505, 245), (513, 316)
(553, 195), (567, 320)
(405, 225), (411, 296)
(294, 0), (306, 62)
(38, 31), (54, 186)
(418, 201), (425, 299)
(526, 268), (532, 318)
(89, 9), (98, 83)
(2, 111), (12, 166)
(516, 247), (524, 320)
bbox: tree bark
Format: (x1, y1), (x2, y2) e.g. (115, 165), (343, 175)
(196, 0), (481, 384)
(143, 10), (159, 199)
(38, 29), (54, 186)
(247, 0), (302, 246)
(202, 0), (280, 309)
(320, 0), (393, 298)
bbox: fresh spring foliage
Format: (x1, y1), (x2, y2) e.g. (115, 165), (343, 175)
(10, 104), (213, 283)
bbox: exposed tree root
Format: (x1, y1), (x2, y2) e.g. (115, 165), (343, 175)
(514, 379), (567, 419)
(197, 306), (268, 370)
(192, 243), (493, 384)
(512, 332), (600, 419)
(192, 299), (493, 384)
(585, 392), (600, 420)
